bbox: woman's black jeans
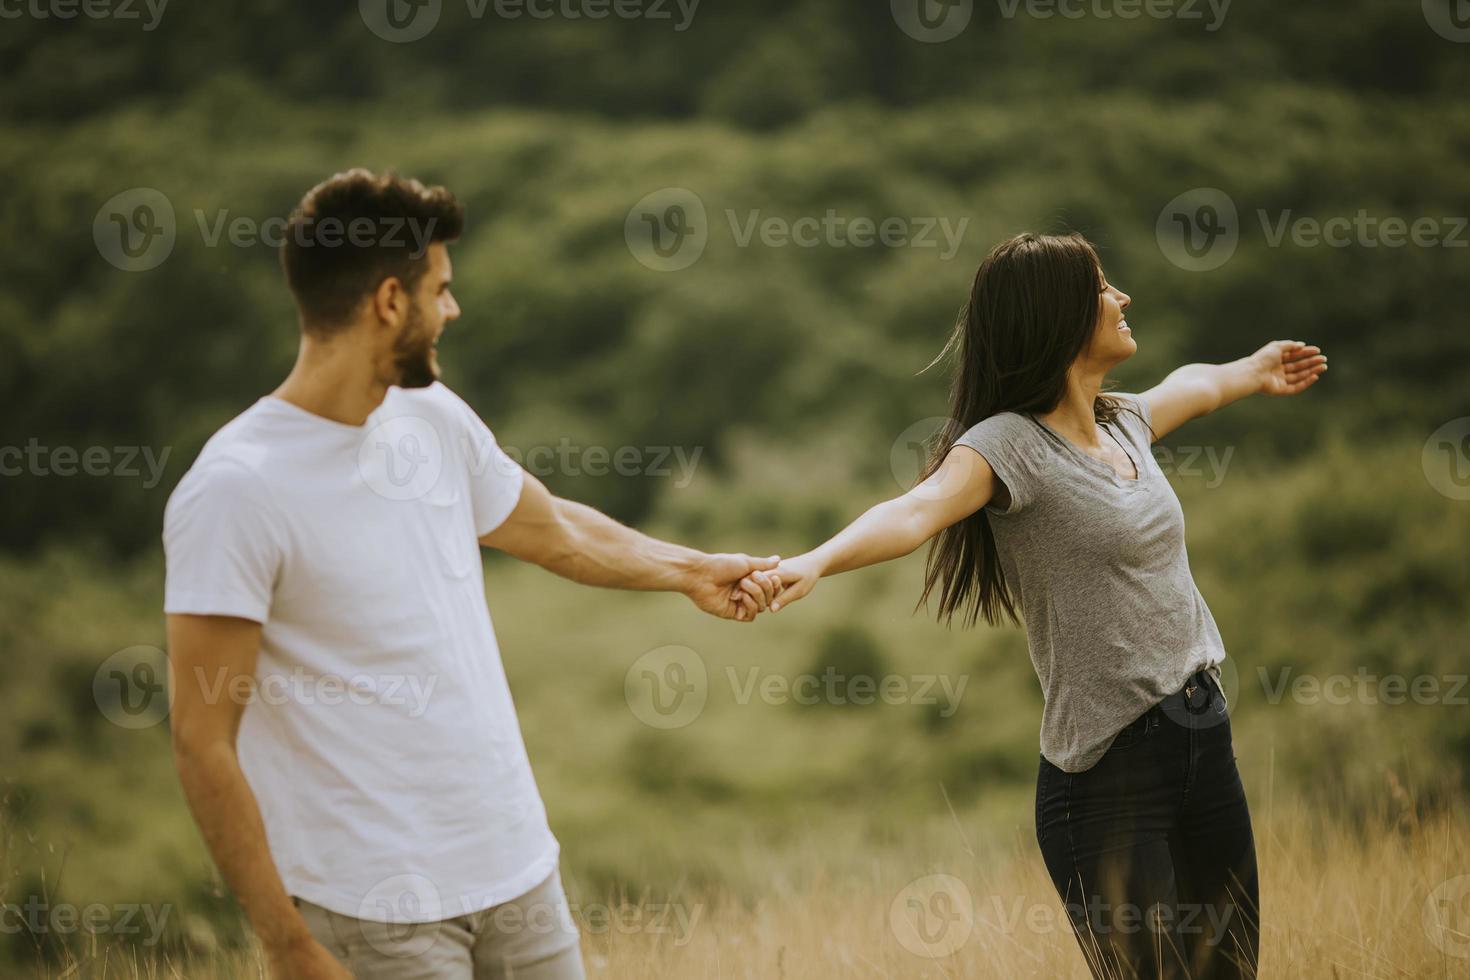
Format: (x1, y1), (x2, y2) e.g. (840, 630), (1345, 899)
(1036, 668), (1260, 979)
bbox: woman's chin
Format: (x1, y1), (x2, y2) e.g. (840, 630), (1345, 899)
(1109, 334), (1138, 363)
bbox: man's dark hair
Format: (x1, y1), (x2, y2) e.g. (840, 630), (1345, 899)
(280, 169), (464, 333)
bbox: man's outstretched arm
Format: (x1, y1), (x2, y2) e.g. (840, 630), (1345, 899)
(168, 613), (350, 980)
(478, 471), (780, 621)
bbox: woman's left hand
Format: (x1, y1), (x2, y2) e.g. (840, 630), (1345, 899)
(1253, 340), (1327, 397)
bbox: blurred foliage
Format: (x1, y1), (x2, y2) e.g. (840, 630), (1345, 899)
(3, 78), (1469, 550)
(4, 1), (1468, 125)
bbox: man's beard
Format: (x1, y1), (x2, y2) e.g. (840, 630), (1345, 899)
(391, 303), (439, 389)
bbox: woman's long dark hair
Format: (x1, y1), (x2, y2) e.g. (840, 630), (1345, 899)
(916, 232), (1141, 628)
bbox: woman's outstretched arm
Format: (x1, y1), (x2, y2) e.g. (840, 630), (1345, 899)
(1142, 339), (1327, 442)
(759, 443), (1001, 613)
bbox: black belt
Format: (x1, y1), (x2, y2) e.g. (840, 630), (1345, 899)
(1163, 665), (1225, 721)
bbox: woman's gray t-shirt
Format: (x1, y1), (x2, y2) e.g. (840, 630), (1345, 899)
(954, 394), (1226, 773)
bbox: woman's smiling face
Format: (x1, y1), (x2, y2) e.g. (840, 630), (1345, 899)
(1090, 269), (1135, 364)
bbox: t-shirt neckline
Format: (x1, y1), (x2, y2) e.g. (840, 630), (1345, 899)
(258, 394), (385, 434)
(1027, 413), (1145, 488)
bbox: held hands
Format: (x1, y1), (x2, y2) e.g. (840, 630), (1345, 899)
(767, 553), (821, 613)
(686, 552), (784, 622)
(730, 552), (822, 618)
(1252, 340), (1327, 396)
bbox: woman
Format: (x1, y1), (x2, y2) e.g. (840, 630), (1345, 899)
(748, 233), (1326, 979)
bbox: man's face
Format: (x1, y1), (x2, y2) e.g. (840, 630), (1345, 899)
(391, 242), (460, 389)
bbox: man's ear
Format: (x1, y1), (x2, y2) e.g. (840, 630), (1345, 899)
(371, 276), (408, 328)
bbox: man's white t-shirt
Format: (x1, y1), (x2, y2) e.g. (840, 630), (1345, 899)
(163, 382), (558, 923)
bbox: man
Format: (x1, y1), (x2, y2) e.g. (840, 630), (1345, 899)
(163, 169), (781, 979)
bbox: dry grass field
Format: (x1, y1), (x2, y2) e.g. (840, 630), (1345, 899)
(17, 793), (1470, 980)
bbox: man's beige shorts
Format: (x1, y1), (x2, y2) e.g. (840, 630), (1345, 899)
(295, 868), (585, 979)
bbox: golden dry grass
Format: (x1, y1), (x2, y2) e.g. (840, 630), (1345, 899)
(18, 794), (1470, 980)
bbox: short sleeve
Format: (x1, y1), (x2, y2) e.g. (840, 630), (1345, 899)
(1109, 392), (1156, 449)
(439, 387), (525, 537)
(163, 461), (283, 623)
(952, 413), (1042, 516)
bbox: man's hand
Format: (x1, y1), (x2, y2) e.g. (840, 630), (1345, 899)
(684, 553), (781, 621)
(1252, 340), (1327, 396)
(268, 935), (352, 980)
